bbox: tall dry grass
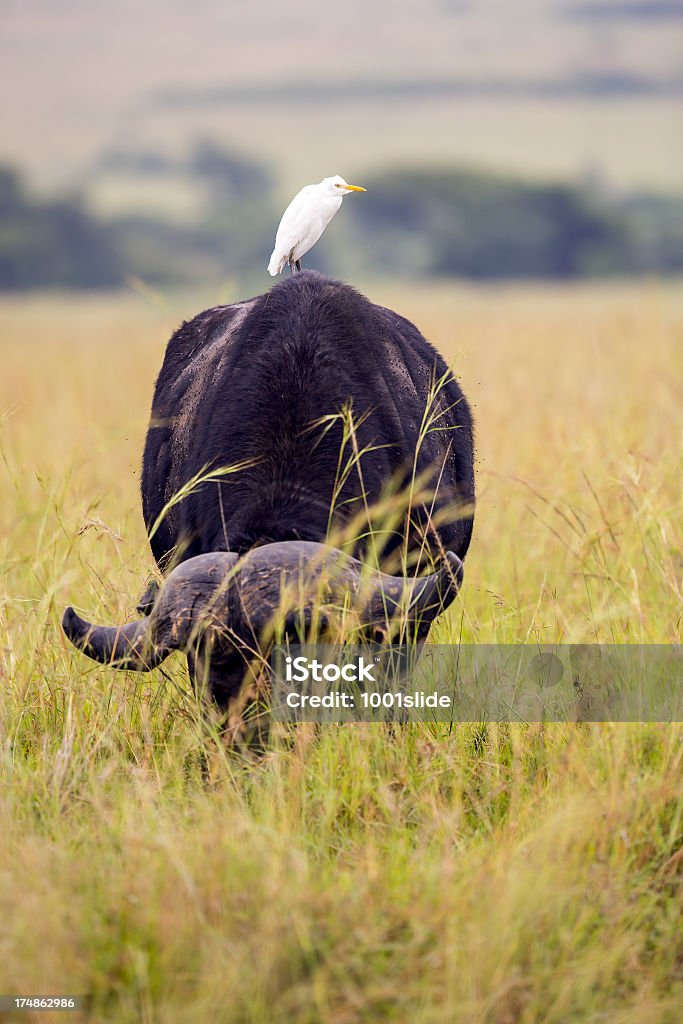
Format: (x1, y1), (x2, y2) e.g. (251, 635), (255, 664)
(0, 282), (681, 1022)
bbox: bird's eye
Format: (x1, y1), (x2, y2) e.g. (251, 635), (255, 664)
(335, 183), (342, 187)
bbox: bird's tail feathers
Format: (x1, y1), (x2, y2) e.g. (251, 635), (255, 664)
(268, 249), (285, 276)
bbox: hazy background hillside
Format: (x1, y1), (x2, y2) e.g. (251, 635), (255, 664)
(1, 0), (682, 289)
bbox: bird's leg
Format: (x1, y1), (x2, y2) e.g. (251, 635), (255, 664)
(295, 259), (302, 272)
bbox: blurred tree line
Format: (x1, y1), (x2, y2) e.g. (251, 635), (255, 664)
(346, 169), (683, 279)
(0, 167), (122, 288)
(1, 148), (682, 290)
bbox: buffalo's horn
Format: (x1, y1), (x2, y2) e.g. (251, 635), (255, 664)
(62, 607), (165, 670)
(407, 551), (464, 618)
(365, 551), (464, 626)
(62, 551), (240, 671)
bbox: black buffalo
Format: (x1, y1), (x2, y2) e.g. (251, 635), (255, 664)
(63, 272), (475, 707)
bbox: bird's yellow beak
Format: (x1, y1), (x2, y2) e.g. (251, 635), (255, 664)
(345, 185), (366, 192)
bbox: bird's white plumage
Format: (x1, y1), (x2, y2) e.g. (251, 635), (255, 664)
(268, 175), (366, 276)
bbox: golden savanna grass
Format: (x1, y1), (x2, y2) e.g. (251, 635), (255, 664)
(0, 281), (682, 1022)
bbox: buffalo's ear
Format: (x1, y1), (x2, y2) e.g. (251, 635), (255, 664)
(283, 608), (330, 642)
(137, 579), (160, 615)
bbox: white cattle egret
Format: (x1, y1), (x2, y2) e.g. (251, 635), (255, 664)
(268, 175), (366, 276)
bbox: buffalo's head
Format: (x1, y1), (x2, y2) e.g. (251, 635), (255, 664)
(62, 541), (463, 711)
